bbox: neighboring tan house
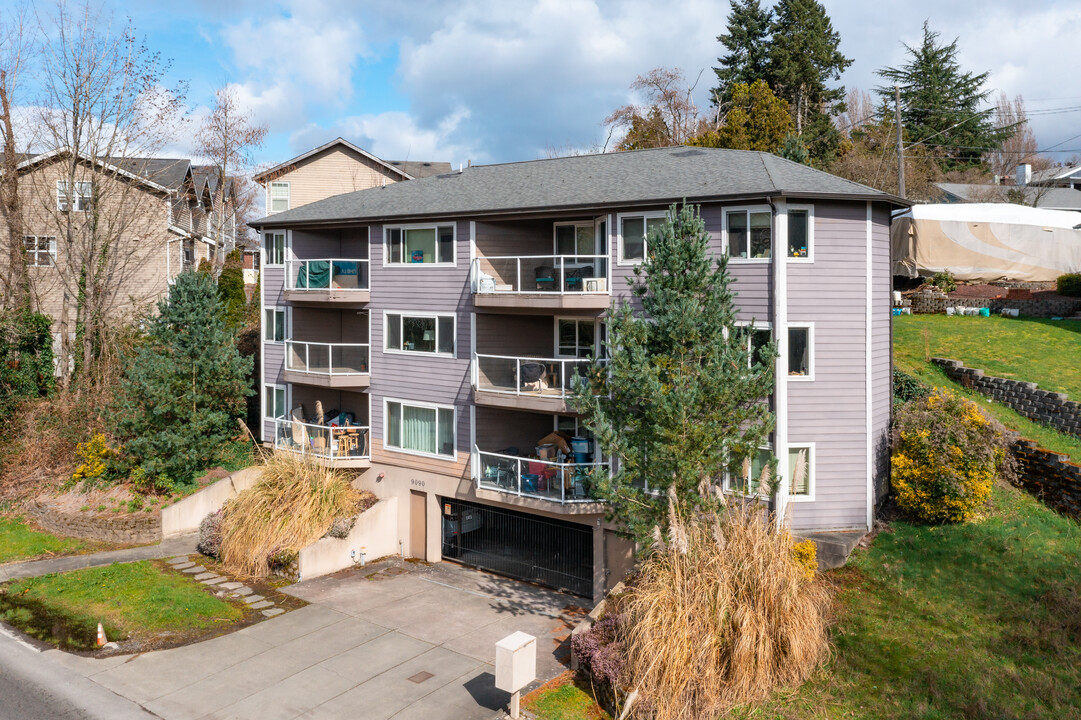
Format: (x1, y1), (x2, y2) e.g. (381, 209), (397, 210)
(0, 148), (239, 365)
(253, 137), (451, 214)
(252, 146), (906, 602)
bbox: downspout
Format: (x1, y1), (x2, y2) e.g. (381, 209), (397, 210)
(768, 197), (790, 529)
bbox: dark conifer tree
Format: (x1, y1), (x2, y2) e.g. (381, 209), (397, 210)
(712, 0), (774, 105)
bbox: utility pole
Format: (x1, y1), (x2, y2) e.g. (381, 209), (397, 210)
(894, 84), (905, 200)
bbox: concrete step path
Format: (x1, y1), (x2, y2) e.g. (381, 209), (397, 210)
(166, 554), (286, 618)
(0, 533), (199, 583)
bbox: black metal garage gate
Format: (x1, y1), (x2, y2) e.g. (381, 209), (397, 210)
(439, 497), (593, 597)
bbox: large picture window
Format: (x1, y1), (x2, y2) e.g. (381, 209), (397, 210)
(618, 213), (667, 264)
(385, 312), (455, 356)
(385, 225), (455, 265)
(264, 231), (286, 266)
(385, 400), (455, 458)
(24, 236), (56, 267)
(726, 209), (772, 260)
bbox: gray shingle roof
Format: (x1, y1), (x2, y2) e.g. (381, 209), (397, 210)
(936, 182), (1081, 211)
(385, 160), (453, 179)
(252, 147), (904, 228)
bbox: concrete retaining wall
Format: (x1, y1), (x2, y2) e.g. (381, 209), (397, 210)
(161, 466), (263, 538)
(909, 289), (1081, 317)
(932, 358), (1081, 438)
(25, 502), (161, 544)
(296, 496), (399, 581)
(1012, 439), (1081, 520)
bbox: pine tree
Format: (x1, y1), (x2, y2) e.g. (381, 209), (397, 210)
(767, 0), (851, 166)
(572, 203), (776, 545)
(876, 22), (1013, 171)
(115, 269), (252, 488)
(712, 0), (774, 105)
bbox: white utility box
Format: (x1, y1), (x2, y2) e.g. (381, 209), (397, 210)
(495, 631), (536, 693)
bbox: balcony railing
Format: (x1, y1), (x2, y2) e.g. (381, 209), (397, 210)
(475, 449), (607, 504)
(286, 341), (370, 376)
(474, 354), (604, 399)
(286, 259), (370, 292)
(274, 417), (370, 461)
(472, 255), (609, 294)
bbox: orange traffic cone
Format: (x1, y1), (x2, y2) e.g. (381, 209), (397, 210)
(96, 623), (107, 647)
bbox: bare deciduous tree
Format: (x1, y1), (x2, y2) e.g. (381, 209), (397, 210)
(0, 4), (31, 311)
(195, 85), (267, 266)
(836, 88), (876, 139)
(987, 93), (1050, 179)
(605, 67), (706, 150)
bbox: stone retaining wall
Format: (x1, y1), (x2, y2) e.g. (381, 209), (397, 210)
(909, 289), (1081, 317)
(932, 358), (1081, 438)
(1012, 439), (1081, 520)
(25, 502), (162, 544)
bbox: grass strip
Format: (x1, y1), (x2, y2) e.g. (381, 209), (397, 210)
(0, 516), (87, 565)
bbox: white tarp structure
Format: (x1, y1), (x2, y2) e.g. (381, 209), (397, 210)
(892, 203), (1081, 282)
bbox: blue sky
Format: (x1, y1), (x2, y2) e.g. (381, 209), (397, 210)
(35, 0), (1081, 169)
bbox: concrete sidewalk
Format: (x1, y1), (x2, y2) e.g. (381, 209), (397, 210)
(48, 559), (587, 719)
(0, 533), (200, 582)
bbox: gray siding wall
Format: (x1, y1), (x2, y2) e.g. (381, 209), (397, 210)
(369, 220), (473, 464)
(475, 313), (556, 356)
(290, 307), (369, 344)
(261, 265), (285, 441)
(475, 407), (555, 454)
(787, 201), (888, 531)
(290, 227), (370, 259)
(872, 205), (893, 502)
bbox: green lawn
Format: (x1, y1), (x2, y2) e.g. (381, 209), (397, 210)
(0, 560), (244, 650)
(894, 316), (1081, 464)
(894, 315), (1081, 399)
(0, 516), (89, 565)
(732, 483), (1081, 719)
(524, 671), (612, 720)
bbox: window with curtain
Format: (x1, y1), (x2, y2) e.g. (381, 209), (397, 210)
(385, 313), (455, 355)
(269, 182), (290, 213)
(384, 225), (455, 264)
(726, 210), (772, 259)
(386, 400), (455, 457)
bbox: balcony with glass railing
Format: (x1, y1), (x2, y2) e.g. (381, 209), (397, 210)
(472, 354), (604, 412)
(474, 448), (606, 505)
(273, 417), (370, 468)
(284, 258), (370, 303)
(284, 340), (370, 388)
(471, 255), (611, 309)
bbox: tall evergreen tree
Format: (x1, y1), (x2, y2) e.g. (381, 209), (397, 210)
(115, 270), (252, 487)
(572, 203), (776, 545)
(876, 22), (1013, 171)
(712, 0), (774, 105)
(767, 0), (851, 165)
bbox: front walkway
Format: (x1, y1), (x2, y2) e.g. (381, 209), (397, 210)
(47, 559), (588, 719)
(0, 533), (199, 583)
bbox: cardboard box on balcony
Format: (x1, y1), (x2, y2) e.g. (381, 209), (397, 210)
(537, 431), (572, 455)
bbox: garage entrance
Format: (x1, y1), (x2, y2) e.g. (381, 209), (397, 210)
(439, 497), (593, 597)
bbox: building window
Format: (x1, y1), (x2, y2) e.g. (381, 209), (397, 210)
(788, 445), (814, 498)
(384, 225), (455, 265)
(787, 206), (813, 260)
(618, 213), (667, 264)
(23, 236), (56, 267)
(726, 209), (772, 260)
(738, 325), (772, 368)
(385, 399), (455, 458)
(264, 231), (285, 266)
(554, 223), (594, 255)
(264, 384), (287, 420)
(269, 182), (290, 213)
(182, 239), (194, 269)
(57, 181), (92, 212)
(556, 318), (598, 358)
(788, 325), (813, 379)
(264, 308), (285, 343)
(385, 312), (455, 356)
(728, 447), (772, 496)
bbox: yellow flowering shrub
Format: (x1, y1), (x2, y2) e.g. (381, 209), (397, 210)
(891, 389), (1012, 523)
(792, 539), (818, 581)
(71, 433), (116, 486)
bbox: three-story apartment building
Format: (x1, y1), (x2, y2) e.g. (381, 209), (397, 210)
(253, 147), (904, 602)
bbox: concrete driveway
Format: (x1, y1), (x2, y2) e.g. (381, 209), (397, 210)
(48, 559), (588, 720)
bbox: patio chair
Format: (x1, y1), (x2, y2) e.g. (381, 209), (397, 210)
(520, 362), (547, 392)
(535, 266), (555, 291)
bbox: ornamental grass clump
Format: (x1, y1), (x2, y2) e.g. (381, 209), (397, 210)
(618, 494), (831, 719)
(892, 388), (1015, 524)
(217, 452), (367, 577)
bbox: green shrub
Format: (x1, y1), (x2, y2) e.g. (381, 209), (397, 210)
(1057, 273), (1081, 298)
(0, 310), (55, 423)
(893, 368), (930, 405)
(217, 249), (248, 328)
(930, 271), (957, 293)
(892, 388), (1014, 523)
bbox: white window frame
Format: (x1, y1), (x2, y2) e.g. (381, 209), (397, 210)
(552, 221), (597, 256)
(264, 306), (287, 343)
(723, 204), (773, 264)
(383, 397), (457, 460)
(383, 310), (456, 358)
(56, 180), (92, 212)
(263, 383), (289, 421)
(787, 322), (814, 381)
(554, 317), (603, 358)
(383, 223), (457, 267)
(268, 181), (290, 213)
(724, 445), (773, 497)
(786, 204), (815, 263)
(786, 442), (816, 502)
(734, 320), (772, 369)
(23, 235), (56, 267)
(616, 210), (668, 266)
(264, 230), (287, 267)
